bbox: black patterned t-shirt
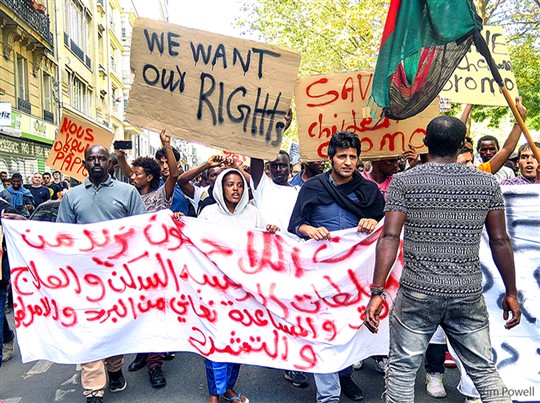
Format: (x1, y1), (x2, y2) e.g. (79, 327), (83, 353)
(385, 162), (505, 297)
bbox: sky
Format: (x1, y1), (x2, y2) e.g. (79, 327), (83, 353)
(132, 0), (252, 39)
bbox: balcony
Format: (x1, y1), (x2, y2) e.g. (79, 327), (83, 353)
(0, 0), (53, 47)
(43, 110), (54, 123)
(17, 98), (31, 114)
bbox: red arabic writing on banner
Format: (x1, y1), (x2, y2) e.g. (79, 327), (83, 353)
(3, 211), (401, 371)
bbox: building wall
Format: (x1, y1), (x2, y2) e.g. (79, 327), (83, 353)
(0, 0), (177, 181)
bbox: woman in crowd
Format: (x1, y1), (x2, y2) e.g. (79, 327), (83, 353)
(198, 168), (278, 403)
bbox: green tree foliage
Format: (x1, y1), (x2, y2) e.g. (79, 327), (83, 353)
(238, 0), (388, 75)
(238, 0), (540, 132)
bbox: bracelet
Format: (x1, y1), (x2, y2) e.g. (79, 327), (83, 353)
(370, 284), (385, 297)
(370, 289), (386, 299)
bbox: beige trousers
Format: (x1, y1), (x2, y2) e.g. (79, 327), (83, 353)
(81, 355), (124, 397)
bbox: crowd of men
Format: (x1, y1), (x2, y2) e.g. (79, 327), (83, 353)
(0, 98), (539, 403)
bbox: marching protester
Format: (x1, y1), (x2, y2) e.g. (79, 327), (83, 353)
(289, 160), (325, 187)
(177, 155), (249, 216)
(114, 129), (178, 388)
(42, 171), (64, 200)
(460, 98), (527, 179)
(24, 172), (50, 208)
(52, 170), (69, 192)
(56, 145), (147, 403)
(289, 131), (385, 402)
(364, 115), (522, 403)
(198, 167), (279, 403)
(501, 142), (540, 185)
(424, 98), (528, 401)
(0, 173), (34, 217)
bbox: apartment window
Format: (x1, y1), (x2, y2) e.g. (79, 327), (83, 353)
(16, 55), (29, 101)
(42, 73), (53, 112)
(70, 73), (91, 115)
(64, 0), (90, 54)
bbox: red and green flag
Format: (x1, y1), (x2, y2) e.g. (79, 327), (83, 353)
(371, 0), (482, 120)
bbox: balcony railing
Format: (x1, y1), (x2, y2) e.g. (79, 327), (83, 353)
(0, 0), (53, 47)
(43, 110), (54, 123)
(17, 98), (31, 114)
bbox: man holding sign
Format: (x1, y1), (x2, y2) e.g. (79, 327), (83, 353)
(57, 145), (146, 403)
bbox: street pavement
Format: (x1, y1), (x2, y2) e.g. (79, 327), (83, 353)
(0, 313), (465, 403)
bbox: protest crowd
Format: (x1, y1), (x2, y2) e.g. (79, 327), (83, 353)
(1, 2), (540, 403)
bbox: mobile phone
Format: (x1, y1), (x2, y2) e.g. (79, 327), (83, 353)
(113, 140), (133, 150)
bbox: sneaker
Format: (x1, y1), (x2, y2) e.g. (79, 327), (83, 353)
(108, 369), (127, 393)
(339, 376), (364, 401)
(426, 372), (447, 398)
(444, 352), (456, 368)
(149, 366), (167, 388)
(2, 338), (15, 362)
(162, 352), (176, 361)
(284, 370), (308, 388)
(373, 356), (388, 374)
(353, 360), (363, 370)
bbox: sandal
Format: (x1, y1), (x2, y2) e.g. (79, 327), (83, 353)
(221, 393), (250, 403)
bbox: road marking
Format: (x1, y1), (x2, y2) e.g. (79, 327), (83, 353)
(54, 389), (76, 401)
(61, 373), (79, 386)
(22, 360), (53, 379)
(3, 399), (23, 403)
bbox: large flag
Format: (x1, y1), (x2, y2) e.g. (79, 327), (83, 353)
(371, 0), (481, 120)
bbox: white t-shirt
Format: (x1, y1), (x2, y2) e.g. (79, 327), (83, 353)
(251, 174), (299, 239)
(493, 165), (515, 182)
(189, 185), (210, 210)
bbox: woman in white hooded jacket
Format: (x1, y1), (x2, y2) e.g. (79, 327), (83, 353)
(199, 168), (278, 403)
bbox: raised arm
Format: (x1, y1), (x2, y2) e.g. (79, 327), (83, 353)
(488, 97), (527, 174)
(460, 104), (473, 124)
(224, 157), (251, 184)
(177, 155), (224, 198)
(114, 149), (133, 178)
(160, 129), (179, 200)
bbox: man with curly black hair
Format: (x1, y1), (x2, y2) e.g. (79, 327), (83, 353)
(115, 130), (179, 388)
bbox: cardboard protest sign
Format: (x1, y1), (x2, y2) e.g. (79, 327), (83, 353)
(294, 71), (439, 161)
(46, 111), (113, 182)
(441, 26), (519, 106)
(126, 18), (301, 161)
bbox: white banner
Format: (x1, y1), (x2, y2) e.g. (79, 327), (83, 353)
(2, 186), (538, 392)
(2, 211), (401, 373)
(479, 185), (540, 400)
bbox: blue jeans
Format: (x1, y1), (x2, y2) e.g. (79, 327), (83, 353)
(205, 359), (240, 396)
(314, 366), (354, 403)
(386, 287), (510, 403)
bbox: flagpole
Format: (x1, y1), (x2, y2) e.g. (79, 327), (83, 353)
(499, 86), (540, 163)
(472, 30), (540, 163)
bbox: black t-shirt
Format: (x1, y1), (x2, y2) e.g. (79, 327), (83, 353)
(47, 182), (63, 200)
(27, 185), (51, 206)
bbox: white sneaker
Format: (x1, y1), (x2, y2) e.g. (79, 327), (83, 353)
(426, 372), (447, 398)
(352, 360), (363, 370)
(464, 397), (482, 403)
